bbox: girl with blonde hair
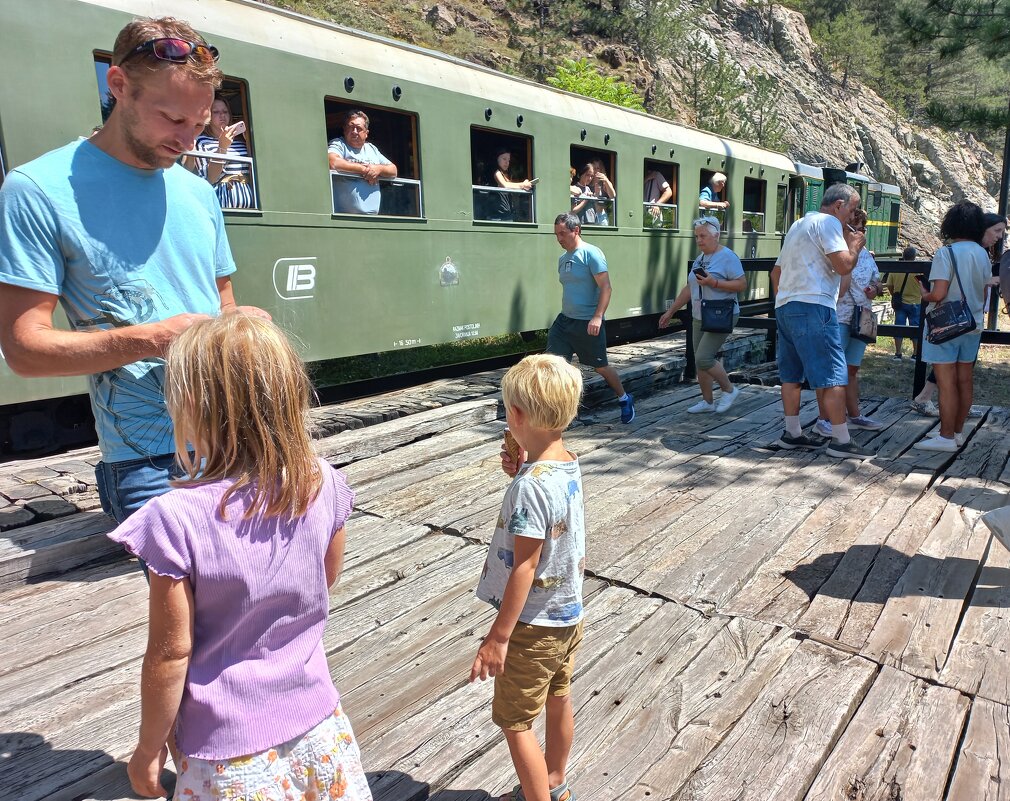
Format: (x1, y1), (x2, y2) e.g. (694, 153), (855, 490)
(109, 313), (371, 801)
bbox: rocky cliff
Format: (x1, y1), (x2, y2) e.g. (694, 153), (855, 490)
(407, 0), (1000, 253)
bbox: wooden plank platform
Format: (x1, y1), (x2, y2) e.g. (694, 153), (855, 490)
(5, 337), (1010, 800)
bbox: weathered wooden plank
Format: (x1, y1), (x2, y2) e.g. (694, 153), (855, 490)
(560, 623), (799, 801)
(674, 640), (877, 801)
(862, 479), (1005, 680)
(944, 408), (1010, 481)
(939, 523), (1010, 705)
(793, 470), (932, 644)
(945, 698), (1010, 801)
(803, 665), (968, 801)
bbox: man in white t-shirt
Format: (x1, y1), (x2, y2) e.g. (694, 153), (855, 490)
(771, 183), (870, 459)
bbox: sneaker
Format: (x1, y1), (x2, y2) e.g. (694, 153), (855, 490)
(619, 394), (635, 424)
(911, 399), (940, 417)
(955, 432), (966, 447)
(891, 354), (903, 362)
(775, 431), (823, 450)
(687, 400), (716, 414)
(847, 414), (883, 431)
(813, 418), (833, 439)
(825, 439), (875, 459)
(913, 435), (958, 452)
(715, 387), (741, 413)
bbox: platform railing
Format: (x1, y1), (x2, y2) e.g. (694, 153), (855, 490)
(679, 257), (1010, 395)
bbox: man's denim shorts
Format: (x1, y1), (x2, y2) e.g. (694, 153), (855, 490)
(95, 452), (179, 524)
(776, 301), (848, 389)
(922, 331), (982, 365)
(894, 302), (921, 328)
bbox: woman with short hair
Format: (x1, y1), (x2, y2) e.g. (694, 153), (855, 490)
(658, 216), (747, 413)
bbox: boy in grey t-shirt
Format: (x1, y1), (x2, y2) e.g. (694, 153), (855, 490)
(472, 354), (585, 801)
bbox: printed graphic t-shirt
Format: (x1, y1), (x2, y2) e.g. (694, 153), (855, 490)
(0, 139), (236, 461)
(477, 458), (586, 627)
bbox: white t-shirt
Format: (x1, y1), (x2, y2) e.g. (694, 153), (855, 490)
(928, 241), (992, 327)
(775, 212), (849, 309)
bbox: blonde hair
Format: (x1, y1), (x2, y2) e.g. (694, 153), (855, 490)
(165, 314), (321, 520)
(113, 17), (223, 88)
(501, 355), (582, 431)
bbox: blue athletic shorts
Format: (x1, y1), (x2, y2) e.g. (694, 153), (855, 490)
(776, 301), (848, 389)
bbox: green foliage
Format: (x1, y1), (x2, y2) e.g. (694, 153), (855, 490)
(811, 7), (882, 89)
(739, 69), (788, 150)
(508, 0), (587, 83)
(676, 34), (748, 137)
(547, 58), (646, 110)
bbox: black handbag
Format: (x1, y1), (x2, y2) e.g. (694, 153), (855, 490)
(696, 258), (736, 333)
(925, 246), (977, 345)
(849, 304), (878, 344)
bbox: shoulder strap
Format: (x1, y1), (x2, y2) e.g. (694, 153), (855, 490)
(946, 245), (967, 296)
(697, 255), (709, 300)
(899, 273), (909, 293)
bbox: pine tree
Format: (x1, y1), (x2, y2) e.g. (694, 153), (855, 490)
(811, 7), (882, 90)
(676, 34), (748, 137)
(739, 69), (787, 149)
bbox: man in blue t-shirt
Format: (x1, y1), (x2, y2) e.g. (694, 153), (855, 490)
(0, 17), (266, 525)
(546, 213), (635, 423)
(327, 110), (398, 214)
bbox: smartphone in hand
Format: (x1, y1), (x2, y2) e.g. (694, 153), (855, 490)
(231, 120), (246, 135)
(693, 267), (708, 278)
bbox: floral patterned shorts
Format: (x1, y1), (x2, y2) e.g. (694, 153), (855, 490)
(174, 705), (372, 800)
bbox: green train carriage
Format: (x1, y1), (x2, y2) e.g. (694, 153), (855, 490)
(0, 0), (900, 453)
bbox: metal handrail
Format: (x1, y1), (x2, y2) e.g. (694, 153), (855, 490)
(330, 170), (424, 217)
(642, 201), (678, 230)
(471, 184), (533, 195)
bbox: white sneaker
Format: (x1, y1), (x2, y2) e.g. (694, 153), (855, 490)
(715, 387), (741, 413)
(687, 400), (716, 414)
(955, 432), (966, 447)
(813, 418), (832, 438)
(913, 435), (958, 452)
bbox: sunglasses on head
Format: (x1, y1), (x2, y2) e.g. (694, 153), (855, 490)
(118, 37), (220, 67)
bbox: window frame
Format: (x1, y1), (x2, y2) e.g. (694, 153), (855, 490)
(325, 97), (423, 220)
(469, 126), (537, 226)
(774, 183), (788, 234)
(698, 168), (727, 231)
(642, 159), (679, 231)
(570, 145), (618, 229)
(742, 177), (767, 234)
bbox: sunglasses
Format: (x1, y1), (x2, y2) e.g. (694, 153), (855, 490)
(118, 37), (220, 67)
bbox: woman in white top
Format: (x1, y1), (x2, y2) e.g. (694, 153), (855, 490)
(914, 201), (999, 451)
(658, 216), (747, 413)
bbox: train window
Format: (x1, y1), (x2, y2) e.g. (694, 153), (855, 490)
(698, 168), (727, 229)
(888, 202), (900, 250)
(742, 178), (766, 233)
(643, 160), (678, 230)
(570, 146), (616, 227)
(325, 99), (420, 218)
(470, 128), (535, 224)
(188, 79), (259, 211)
(774, 184), (787, 233)
(93, 53), (113, 122)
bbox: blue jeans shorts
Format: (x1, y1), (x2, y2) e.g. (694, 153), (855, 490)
(95, 452), (179, 524)
(922, 331), (982, 365)
(837, 321), (868, 367)
(894, 302), (921, 328)
(776, 301), (848, 389)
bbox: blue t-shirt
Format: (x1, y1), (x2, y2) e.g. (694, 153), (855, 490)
(558, 242), (608, 320)
(327, 138), (392, 214)
(689, 247), (745, 319)
(0, 139), (236, 462)
(700, 185), (716, 203)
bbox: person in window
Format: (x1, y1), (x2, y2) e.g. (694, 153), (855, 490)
(327, 110), (397, 214)
(570, 163), (597, 225)
(487, 146), (532, 222)
(191, 96), (254, 209)
(591, 158), (615, 226)
(700, 172), (729, 210)
(644, 169), (672, 225)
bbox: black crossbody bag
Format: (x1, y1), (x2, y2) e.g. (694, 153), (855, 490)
(925, 245), (977, 345)
(697, 257), (736, 333)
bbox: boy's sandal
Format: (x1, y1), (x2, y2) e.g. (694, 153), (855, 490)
(502, 782), (575, 801)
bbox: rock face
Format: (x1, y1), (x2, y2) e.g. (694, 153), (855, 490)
(663, 0), (998, 253)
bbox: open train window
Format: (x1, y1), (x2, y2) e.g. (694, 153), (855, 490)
(742, 178), (766, 233)
(470, 128), (535, 224)
(188, 79), (259, 212)
(93, 53), (113, 123)
(570, 146), (616, 227)
(643, 160), (678, 230)
(774, 184), (788, 233)
(325, 99), (420, 218)
(698, 168), (727, 229)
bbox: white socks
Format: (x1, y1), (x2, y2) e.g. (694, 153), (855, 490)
(833, 422), (850, 444)
(785, 416), (802, 437)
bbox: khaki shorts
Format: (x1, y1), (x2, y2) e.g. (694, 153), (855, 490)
(492, 620), (584, 731)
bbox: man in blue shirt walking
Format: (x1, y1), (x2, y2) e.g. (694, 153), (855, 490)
(546, 212), (635, 423)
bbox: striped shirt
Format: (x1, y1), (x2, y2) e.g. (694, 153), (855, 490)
(194, 134), (251, 179)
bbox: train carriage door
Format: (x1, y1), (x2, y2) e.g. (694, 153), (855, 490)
(642, 159), (678, 230)
(775, 182), (789, 234)
(471, 127), (535, 224)
(326, 99), (422, 218)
